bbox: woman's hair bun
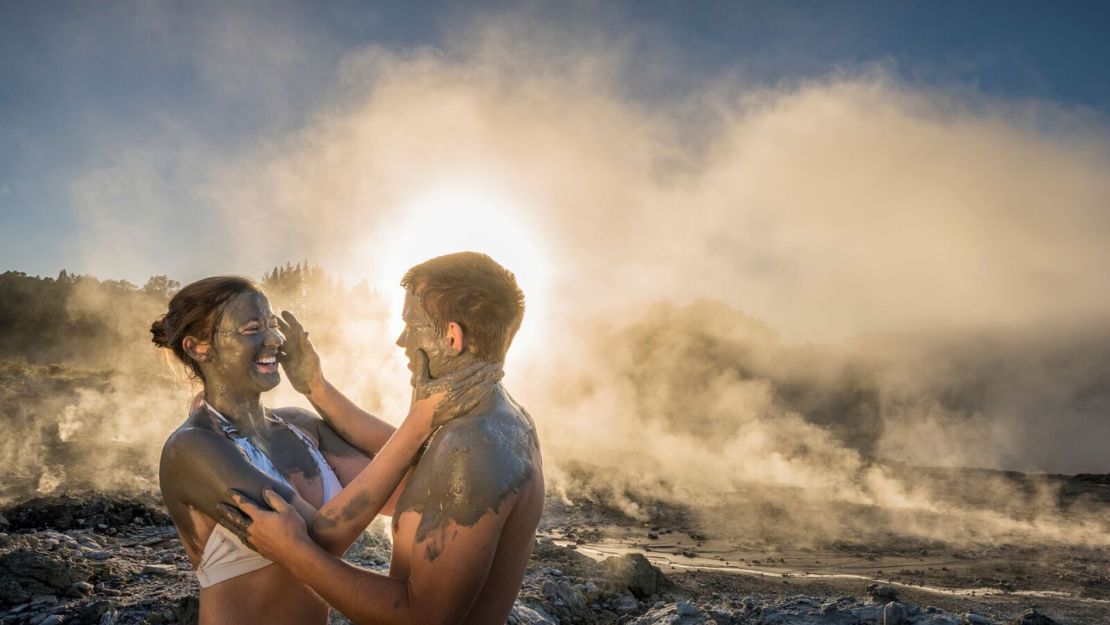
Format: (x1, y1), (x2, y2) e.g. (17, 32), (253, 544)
(150, 316), (171, 348)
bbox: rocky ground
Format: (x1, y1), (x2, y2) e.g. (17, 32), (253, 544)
(2, 491), (1102, 625)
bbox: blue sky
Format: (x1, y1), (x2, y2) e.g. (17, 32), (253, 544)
(1, 0), (1109, 283)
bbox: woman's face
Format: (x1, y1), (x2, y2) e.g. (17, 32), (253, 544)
(205, 290), (285, 393)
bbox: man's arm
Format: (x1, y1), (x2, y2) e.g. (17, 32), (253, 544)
(228, 489), (509, 625)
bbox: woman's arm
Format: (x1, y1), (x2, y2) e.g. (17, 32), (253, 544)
(307, 402), (431, 554)
(160, 424), (317, 549)
(307, 353), (504, 555)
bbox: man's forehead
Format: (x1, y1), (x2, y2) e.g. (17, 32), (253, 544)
(401, 290), (431, 322)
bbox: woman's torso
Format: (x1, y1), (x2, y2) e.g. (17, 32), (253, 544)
(164, 403), (360, 625)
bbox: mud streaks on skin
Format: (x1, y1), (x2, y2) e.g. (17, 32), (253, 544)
(394, 387), (539, 561)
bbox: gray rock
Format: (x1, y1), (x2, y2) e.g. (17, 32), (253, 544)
(508, 604), (557, 625)
(141, 564), (175, 575)
(867, 583), (899, 603)
(38, 616), (63, 625)
(612, 592), (639, 615)
(72, 581), (94, 594)
(83, 550), (111, 561)
(1011, 610), (1056, 625)
(964, 614), (993, 625)
(629, 603), (707, 625)
(676, 601), (699, 617)
(884, 601), (907, 625)
(554, 580), (588, 615)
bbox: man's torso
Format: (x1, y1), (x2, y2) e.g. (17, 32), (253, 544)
(389, 388), (545, 623)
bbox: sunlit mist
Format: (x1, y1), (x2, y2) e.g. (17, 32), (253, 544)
(364, 178), (552, 361)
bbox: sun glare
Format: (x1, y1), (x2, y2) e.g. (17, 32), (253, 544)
(368, 180), (551, 360)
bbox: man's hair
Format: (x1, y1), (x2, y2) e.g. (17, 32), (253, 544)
(401, 252), (525, 362)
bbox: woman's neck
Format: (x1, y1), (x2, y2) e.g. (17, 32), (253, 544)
(203, 383), (267, 433)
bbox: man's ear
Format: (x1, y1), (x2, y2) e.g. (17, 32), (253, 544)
(182, 336), (212, 362)
(445, 322), (467, 355)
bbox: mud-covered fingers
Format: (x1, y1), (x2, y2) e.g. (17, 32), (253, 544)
(261, 488), (292, 513)
(433, 381), (492, 426)
(412, 349), (434, 392)
(225, 489), (265, 516)
(216, 503), (251, 530)
(215, 503), (253, 544)
(280, 310), (307, 335)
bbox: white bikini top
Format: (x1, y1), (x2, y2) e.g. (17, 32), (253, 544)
(195, 403), (342, 589)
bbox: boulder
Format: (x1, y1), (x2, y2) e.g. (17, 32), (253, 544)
(602, 553), (666, 598)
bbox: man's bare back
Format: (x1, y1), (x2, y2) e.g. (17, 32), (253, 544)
(391, 387), (544, 624)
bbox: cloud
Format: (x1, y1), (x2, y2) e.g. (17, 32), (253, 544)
(48, 16), (1110, 544)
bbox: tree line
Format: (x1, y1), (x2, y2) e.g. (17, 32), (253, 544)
(0, 263), (385, 370)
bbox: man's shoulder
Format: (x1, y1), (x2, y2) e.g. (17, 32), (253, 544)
(398, 390), (538, 522)
(429, 392), (537, 460)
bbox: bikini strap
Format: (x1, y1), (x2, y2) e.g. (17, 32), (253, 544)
(203, 402), (241, 437)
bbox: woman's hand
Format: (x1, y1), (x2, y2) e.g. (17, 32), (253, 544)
(277, 311), (324, 396)
(410, 350), (503, 427)
(219, 489), (313, 565)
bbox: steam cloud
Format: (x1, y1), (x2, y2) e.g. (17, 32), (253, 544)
(9, 15), (1110, 547)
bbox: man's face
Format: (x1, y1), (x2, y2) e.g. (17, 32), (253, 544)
(206, 291), (285, 392)
(396, 289), (454, 380)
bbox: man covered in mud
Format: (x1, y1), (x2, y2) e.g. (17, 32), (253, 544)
(226, 252), (544, 625)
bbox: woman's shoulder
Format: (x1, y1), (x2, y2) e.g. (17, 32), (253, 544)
(268, 406), (323, 434)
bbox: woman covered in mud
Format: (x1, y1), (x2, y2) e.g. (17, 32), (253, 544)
(150, 276), (498, 624)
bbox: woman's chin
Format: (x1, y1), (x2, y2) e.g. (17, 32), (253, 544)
(252, 364), (281, 390)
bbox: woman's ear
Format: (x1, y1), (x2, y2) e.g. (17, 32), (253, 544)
(445, 321), (467, 355)
(182, 336), (211, 362)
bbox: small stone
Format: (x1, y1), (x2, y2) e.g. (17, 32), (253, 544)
(964, 614), (992, 625)
(97, 524), (108, 530)
(73, 582), (95, 594)
(676, 601), (699, 617)
(38, 616), (64, 625)
(84, 550), (112, 561)
(819, 601), (838, 615)
(142, 564), (175, 575)
(681, 549), (697, 558)
(647, 531), (659, 539)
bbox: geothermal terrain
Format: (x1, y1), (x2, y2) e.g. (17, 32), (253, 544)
(2, 361), (1108, 625)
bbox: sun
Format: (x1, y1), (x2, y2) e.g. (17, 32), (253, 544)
(366, 179), (551, 360)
